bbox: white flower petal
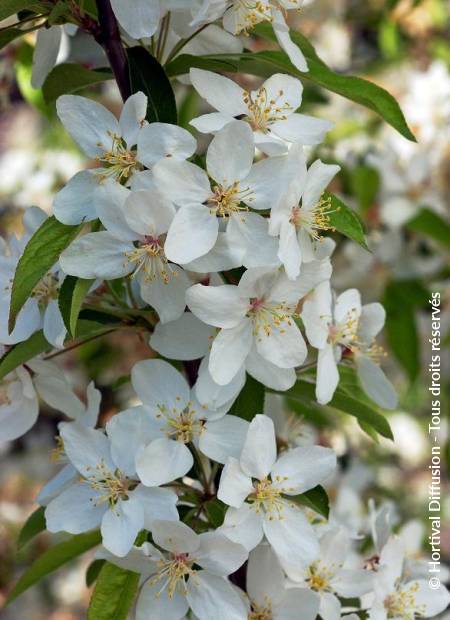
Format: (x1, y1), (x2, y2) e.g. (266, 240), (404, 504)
(209, 319), (253, 385)
(245, 349), (297, 391)
(60, 231), (134, 279)
(130, 485), (179, 529)
(151, 519), (199, 554)
(119, 92), (147, 147)
(278, 588), (320, 620)
(31, 26), (62, 89)
(186, 283), (248, 329)
(45, 482), (104, 534)
(165, 204), (218, 264)
(56, 95), (119, 158)
(200, 416), (249, 464)
(247, 544), (285, 606)
(136, 438), (193, 486)
(263, 502), (319, 567)
(316, 345), (339, 404)
(53, 169), (100, 225)
(190, 112), (233, 133)
(187, 571), (248, 620)
(302, 160), (340, 210)
(138, 123), (197, 168)
(101, 496), (144, 557)
(131, 358), (190, 412)
(190, 68), (247, 117)
(140, 265), (190, 324)
(196, 531), (247, 576)
(356, 356), (398, 410)
(272, 445), (337, 494)
(60, 422), (115, 477)
(218, 457), (253, 508)
(43, 299), (66, 349)
(272, 9), (308, 73)
(150, 313), (214, 361)
(153, 159), (210, 207)
(136, 582), (188, 620)
(206, 120), (254, 185)
(110, 0), (161, 39)
(220, 503), (264, 551)
(240, 414), (277, 480)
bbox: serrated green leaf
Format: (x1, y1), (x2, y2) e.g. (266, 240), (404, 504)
(287, 380), (393, 440)
(8, 216), (81, 333)
(17, 506), (46, 549)
(42, 63), (113, 103)
(127, 46), (177, 124)
(229, 374), (265, 421)
(407, 208), (450, 250)
(7, 530), (102, 604)
(166, 42), (415, 142)
(59, 276), (95, 337)
(326, 193), (369, 249)
(87, 562), (140, 620)
(0, 331), (52, 381)
(295, 485), (329, 519)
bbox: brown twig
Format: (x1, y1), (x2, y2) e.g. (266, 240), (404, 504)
(93, 0), (131, 101)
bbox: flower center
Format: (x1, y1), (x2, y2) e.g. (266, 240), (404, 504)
(207, 182), (254, 218)
(248, 477), (292, 518)
(50, 435), (66, 463)
(289, 195), (335, 241)
(0, 378), (13, 406)
(155, 399), (205, 443)
(384, 583), (424, 620)
(243, 86), (292, 132)
(125, 236), (176, 284)
(96, 132), (140, 182)
(85, 461), (130, 507)
(306, 561), (335, 592)
(248, 298), (295, 337)
(149, 552), (196, 599)
(31, 272), (59, 306)
(249, 601), (273, 620)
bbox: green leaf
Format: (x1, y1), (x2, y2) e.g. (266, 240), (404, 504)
(17, 507), (46, 549)
(287, 380), (393, 440)
(326, 193), (369, 249)
(86, 560), (105, 587)
(0, 27), (25, 50)
(58, 276), (95, 337)
(0, 0), (43, 21)
(42, 63), (113, 103)
(166, 43), (415, 142)
(296, 485), (329, 519)
(204, 499), (227, 528)
(8, 216), (81, 333)
(229, 374), (265, 421)
(0, 331), (52, 381)
(350, 165), (380, 214)
(7, 530), (102, 604)
(382, 280), (428, 381)
(87, 562), (140, 620)
(127, 46), (177, 124)
(407, 208), (450, 250)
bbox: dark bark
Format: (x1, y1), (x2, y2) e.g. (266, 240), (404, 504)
(94, 0), (131, 101)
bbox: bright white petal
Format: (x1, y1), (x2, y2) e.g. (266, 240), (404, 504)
(101, 496), (144, 557)
(60, 423), (115, 477)
(356, 356), (398, 410)
(187, 571), (248, 620)
(186, 283), (248, 329)
(272, 9), (308, 73)
(45, 482), (104, 533)
(138, 123), (197, 167)
(130, 485), (179, 529)
(206, 120), (254, 185)
(151, 519), (199, 554)
(110, 0), (160, 38)
(199, 416), (249, 464)
(302, 160), (340, 211)
(218, 457), (253, 508)
(316, 345), (339, 404)
(150, 313), (214, 361)
(256, 320), (307, 369)
(56, 95), (119, 158)
(190, 68), (247, 117)
(196, 531), (247, 576)
(31, 26), (62, 89)
(136, 438), (193, 486)
(165, 204), (218, 264)
(119, 92), (147, 147)
(209, 320), (253, 385)
(60, 232), (134, 279)
(153, 159), (210, 207)
(53, 169), (100, 225)
(240, 415), (277, 480)
(140, 265), (190, 324)
(131, 358), (190, 411)
(220, 503), (264, 551)
(271, 445), (337, 494)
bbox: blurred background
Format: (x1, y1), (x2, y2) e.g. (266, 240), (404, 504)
(0, 0), (449, 617)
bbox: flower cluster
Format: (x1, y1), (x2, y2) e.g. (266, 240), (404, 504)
(2, 2), (448, 618)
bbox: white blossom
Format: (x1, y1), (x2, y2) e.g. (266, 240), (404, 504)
(218, 415), (336, 569)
